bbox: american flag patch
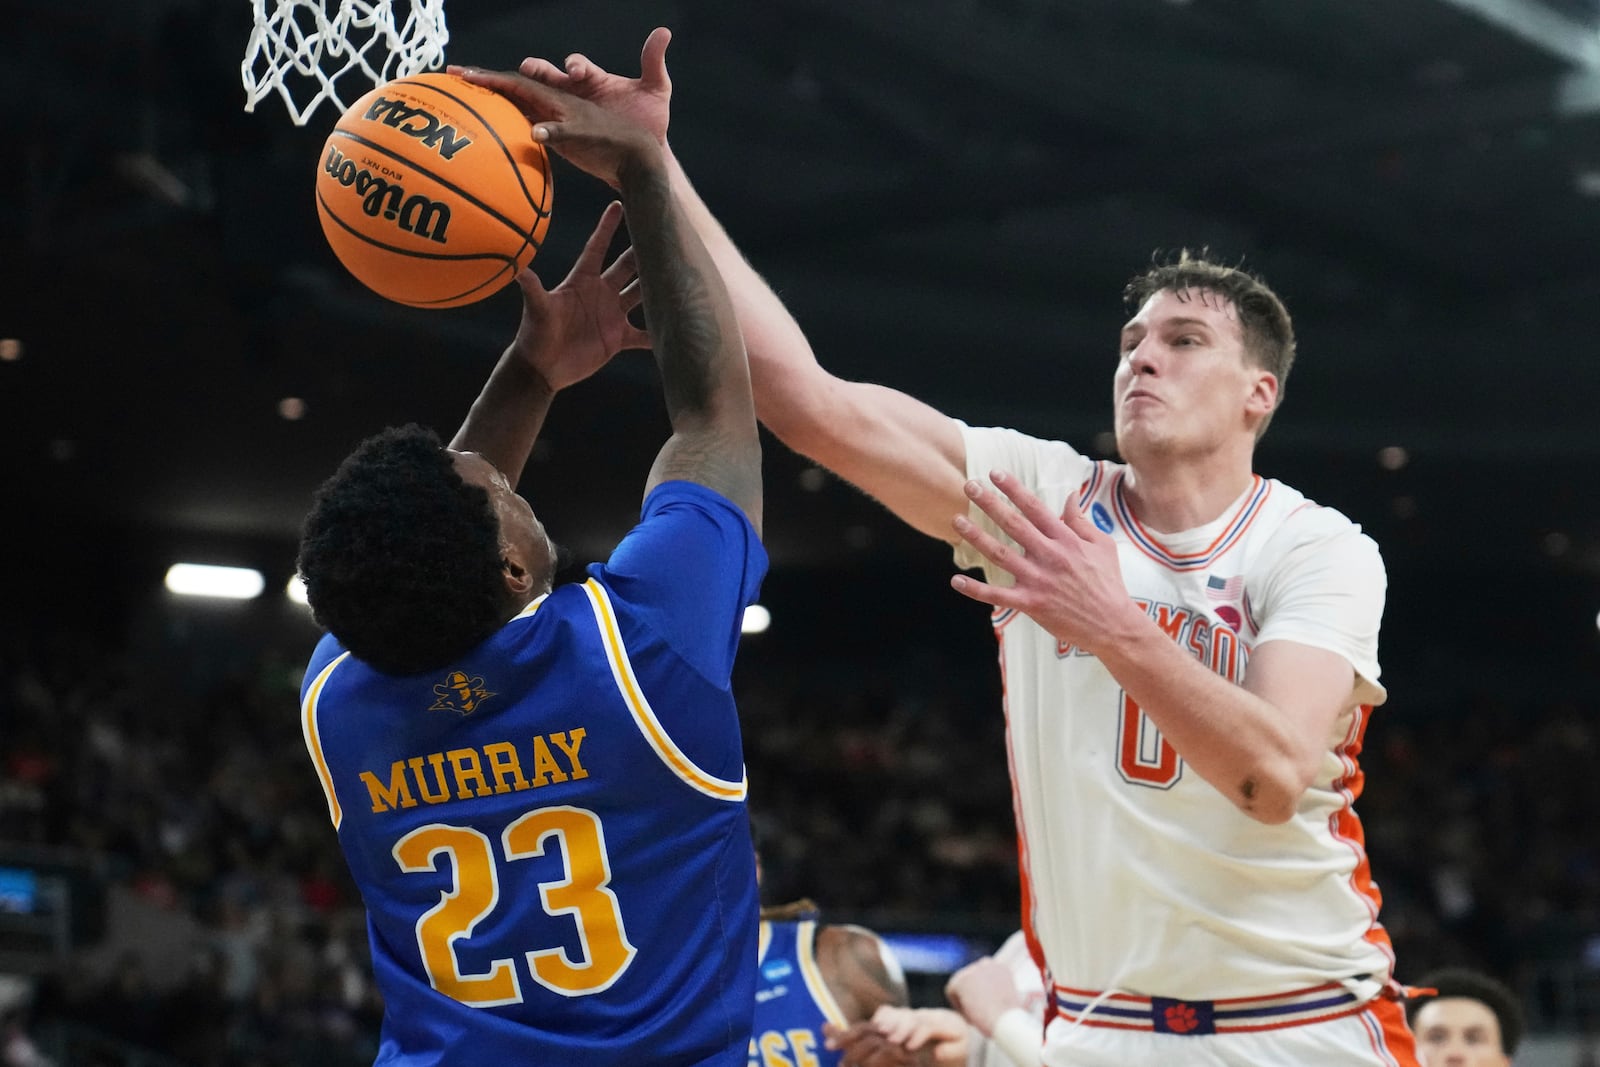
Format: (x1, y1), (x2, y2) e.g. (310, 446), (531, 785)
(1205, 574), (1243, 601)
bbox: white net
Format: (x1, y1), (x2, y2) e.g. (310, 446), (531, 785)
(241, 0), (450, 126)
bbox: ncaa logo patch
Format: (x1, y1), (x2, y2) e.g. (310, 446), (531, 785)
(1090, 502), (1114, 533)
(762, 959), (794, 982)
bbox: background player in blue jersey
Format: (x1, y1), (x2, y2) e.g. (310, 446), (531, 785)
(750, 893), (909, 1067)
(295, 77), (765, 1066)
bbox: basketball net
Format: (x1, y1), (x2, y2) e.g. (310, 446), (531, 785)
(241, 0), (450, 126)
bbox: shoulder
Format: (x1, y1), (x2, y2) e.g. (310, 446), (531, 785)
(301, 632), (353, 700)
(1257, 484), (1383, 568)
(815, 923), (909, 1022)
(959, 423), (1090, 473)
(958, 424), (1102, 520)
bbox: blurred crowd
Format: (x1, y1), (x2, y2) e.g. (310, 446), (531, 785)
(0, 623), (379, 1067)
(1, 613), (1597, 1065)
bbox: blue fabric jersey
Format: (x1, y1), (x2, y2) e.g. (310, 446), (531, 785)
(300, 481), (767, 1066)
(749, 918), (848, 1067)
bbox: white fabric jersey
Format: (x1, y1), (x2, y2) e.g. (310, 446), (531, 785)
(967, 931), (1048, 1067)
(955, 424), (1395, 1005)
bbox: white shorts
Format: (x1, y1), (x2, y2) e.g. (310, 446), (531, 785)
(1043, 994), (1419, 1066)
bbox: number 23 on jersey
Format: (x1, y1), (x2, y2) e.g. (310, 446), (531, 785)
(393, 804), (638, 1006)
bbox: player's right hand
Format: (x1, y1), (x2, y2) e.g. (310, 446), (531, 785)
(450, 66), (661, 189)
(517, 27), (672, 147)
(510, 202), (648, 394)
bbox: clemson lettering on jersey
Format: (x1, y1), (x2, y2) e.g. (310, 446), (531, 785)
(356, 728), (590, 813)
(1057, 597), (1250, 683)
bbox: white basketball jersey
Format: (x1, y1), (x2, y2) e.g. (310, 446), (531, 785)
(967, 931), (1050, 1067)
(956, 424), (1394, 1004)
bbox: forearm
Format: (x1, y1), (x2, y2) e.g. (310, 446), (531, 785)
(619, 145), (760, 526)
(622, 150), (745, 426)
(448, 352), (555, 485)
(1095, 611), (1318, 823)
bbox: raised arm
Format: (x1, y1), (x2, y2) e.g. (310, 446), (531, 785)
(455, 64), (761, 533)
(511, 29), (970, 543)
(620, 148), (759, 530)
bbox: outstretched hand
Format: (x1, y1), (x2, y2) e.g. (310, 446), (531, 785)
(950, 471), (1139, 655)
(516, 26), (673, 146)
(512, 201), (647, 393)
(871, 1006), (971, 1066)
(449, 64), (661, 187)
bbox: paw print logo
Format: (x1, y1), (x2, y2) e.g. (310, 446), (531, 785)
(1163, 1003), (1199, 1034)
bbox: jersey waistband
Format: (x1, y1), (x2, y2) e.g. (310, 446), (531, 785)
(1051, 981), (1372, 1036)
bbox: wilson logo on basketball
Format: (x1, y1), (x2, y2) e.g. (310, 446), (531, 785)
(362, 96), (474, 160)
(322, 145), (452, 243)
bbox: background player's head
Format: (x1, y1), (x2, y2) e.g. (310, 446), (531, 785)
(1406, 967), (1523, 1067)
(1116, 253), (1295, 460)
(297, 424), (555, 675)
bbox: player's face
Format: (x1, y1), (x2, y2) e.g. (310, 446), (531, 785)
(1112, 288), (1275, 464)
(1412, 998), (1510, 1067)
(449, 451), (556, 596)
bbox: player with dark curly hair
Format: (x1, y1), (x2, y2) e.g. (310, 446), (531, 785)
(298, 423), (516, 675)
(1406, 969), (1523, 1067)
(296, 77), (764, 1066)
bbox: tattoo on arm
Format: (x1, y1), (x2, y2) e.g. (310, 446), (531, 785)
(649, 422), (761, 503)
(618, 151), (758, 522)
(620, 161), (724, 422)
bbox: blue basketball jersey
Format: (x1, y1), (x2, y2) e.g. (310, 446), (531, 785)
(749, 918), (849, 1067)
(300, 481), (767, 1066)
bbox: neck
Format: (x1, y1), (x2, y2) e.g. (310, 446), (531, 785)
(503, 586), (547, 622)
(1121, 451), (1256, 533)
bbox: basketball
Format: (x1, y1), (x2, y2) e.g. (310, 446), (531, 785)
(314, 72), (552, 308)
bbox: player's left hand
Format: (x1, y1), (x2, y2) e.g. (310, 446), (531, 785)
(945, 957), (1023, 1037)
(824, 1020), (920, 1067)
(949, 470), (1140, 655)
(870, 1006), (971, 1066)
(450, 66), (662, 187)
(511, 201), (648, 393)
(516, 26), (673, 147)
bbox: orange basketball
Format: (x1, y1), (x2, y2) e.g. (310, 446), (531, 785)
(314, 72), (552, 308)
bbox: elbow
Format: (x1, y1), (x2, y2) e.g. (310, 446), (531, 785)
(752, 390), (831, 461)
(1235, 756), (1316, 825)
(748, 368), (849, 461)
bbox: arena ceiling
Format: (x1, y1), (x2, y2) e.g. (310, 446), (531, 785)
(5, 0), (1600, 601)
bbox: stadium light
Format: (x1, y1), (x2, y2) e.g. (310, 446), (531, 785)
(286, 574), (310, 606)
(164, 563), (265, 600)
(741, 604), (771, 635)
